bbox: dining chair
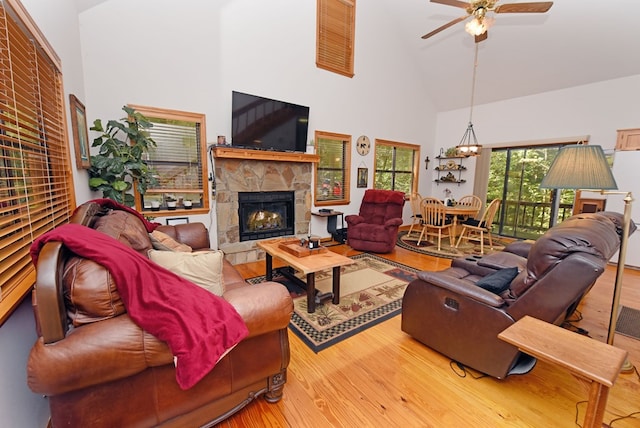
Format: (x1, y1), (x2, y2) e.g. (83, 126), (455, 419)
(456, 195), (482, 219)
(417, 197), (453, 250)
(455, 198), (501, 254)
(407, 192), (423, 238)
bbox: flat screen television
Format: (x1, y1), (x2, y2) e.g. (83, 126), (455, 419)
(231, 91), (309, 153)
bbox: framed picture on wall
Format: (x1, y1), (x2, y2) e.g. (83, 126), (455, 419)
(357, 167), (368, 188)
(166, 217), (189, 226)
(69, 94), (91, 169)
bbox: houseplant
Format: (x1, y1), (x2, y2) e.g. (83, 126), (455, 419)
(88, 106), (158, 207)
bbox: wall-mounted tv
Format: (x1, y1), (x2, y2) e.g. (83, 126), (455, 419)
(231, 91), (309, 153)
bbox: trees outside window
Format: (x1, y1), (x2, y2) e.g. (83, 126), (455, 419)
(374, 139), (419, 194)
(314, 131), (351, 206)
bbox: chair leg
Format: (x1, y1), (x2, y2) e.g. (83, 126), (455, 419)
(487, 232), (494, 249)
(417, 227), (426, 246)
(479, 230), (484, 254)
(436, 230), (442, 251)
(456, 227), (467, 248)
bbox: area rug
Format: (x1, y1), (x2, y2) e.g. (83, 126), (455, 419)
(396, 230), (509, 259)
(616, 306), (640, 340)
(246, 253), (419, 352)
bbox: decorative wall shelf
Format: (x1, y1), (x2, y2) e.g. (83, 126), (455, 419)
(212, 146), (319, 163)
(434, 155), (466, 185)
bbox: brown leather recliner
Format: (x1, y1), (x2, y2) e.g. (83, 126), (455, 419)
(401, 212), (634, 379)
(345, 189), (405, 253)
(27, 201), (293, 427)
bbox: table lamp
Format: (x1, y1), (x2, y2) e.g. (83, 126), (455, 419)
(540, 143), (634, 373)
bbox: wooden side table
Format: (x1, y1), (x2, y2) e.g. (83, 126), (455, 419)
(499, 316), (628, 428)
(312, 210), (344, 235)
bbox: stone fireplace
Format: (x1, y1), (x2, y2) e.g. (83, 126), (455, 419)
(213, 147), (317, 264)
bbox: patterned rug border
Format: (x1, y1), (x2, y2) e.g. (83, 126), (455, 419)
(396, 230), (508, 259)
(246, 253), (420, 352)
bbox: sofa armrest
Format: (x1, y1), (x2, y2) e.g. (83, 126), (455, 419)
(27, 314), (173, 396)
(224, 282), (293, 338)
(384, 218), (403, 228)
(417, 270), (505, 308)
(345, 214), (365, 226)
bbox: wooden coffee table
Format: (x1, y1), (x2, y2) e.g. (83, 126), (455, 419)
(257, 238), (355, 313)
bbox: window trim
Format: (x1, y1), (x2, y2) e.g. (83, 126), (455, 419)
(314, 130), (351, 206)
(128, 104), (209, 216)
(373, 139), (420, 194)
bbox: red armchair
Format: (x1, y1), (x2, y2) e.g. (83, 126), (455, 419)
(345, 189), (405, 253)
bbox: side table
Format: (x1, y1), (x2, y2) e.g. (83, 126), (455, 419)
(312, 210), (344, 235)
(499, 316), (628, 428)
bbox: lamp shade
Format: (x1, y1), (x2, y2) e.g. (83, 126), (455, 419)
(540, 144), (618, 190)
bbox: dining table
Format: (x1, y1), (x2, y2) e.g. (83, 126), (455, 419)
(444, 205), (480, 238)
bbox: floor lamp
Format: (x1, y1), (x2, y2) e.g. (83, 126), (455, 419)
(540, 144), (634, 373)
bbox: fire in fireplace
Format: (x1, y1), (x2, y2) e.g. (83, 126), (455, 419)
(238, 191), (295, 241)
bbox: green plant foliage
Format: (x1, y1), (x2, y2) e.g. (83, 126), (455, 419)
(88, 106), (158, 206)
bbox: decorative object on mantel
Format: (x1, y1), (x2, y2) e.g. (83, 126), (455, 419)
(540, 142), (635, 373)
(456, 44), (483, 157)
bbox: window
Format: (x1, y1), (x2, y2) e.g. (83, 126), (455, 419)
(316, 0), (355, 78)
(314, 131), (351, 206)
(129, 105), (209, 215)
(0, 0), (74, 324)
(374, 139), (419, 194)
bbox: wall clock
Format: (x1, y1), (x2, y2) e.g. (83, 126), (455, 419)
(357, 135), (371, 156)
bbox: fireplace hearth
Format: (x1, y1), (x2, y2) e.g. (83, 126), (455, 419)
(238, 191), (295, 242)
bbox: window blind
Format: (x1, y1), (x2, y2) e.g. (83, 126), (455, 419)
(316, 0), (355, 78)
(0, 0), (73, 325)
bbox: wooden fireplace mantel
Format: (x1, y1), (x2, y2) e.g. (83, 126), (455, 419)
(212, 146), (319, 163)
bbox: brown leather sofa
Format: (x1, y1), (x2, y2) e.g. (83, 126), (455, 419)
(27, 201), (293, 427)
(401, 212), (634, 379)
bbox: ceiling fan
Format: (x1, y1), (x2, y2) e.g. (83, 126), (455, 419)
(422, 0), (553, 43)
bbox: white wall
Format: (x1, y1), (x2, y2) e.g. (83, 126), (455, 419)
(78, 0), (435, 241)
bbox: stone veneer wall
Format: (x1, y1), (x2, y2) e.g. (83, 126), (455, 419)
(215, 158), (312, 264)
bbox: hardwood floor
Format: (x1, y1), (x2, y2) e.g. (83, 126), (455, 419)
(223, 244), (640, 427)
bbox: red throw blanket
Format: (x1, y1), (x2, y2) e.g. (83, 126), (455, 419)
(30, 223), (249, 390)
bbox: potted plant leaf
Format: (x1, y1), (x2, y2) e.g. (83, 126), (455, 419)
(88, 106), (158, 207)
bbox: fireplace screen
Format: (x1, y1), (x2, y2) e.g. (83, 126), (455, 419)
(238, 191), (295, 241)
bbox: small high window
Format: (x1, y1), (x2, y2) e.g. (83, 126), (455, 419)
(316, 0), (355, 77)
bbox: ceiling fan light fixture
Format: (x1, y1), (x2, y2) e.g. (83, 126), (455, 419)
(465, 18), (486, 36)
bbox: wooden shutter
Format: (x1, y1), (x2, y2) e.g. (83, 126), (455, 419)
(0, 0), (74, 325)
(316, 0), (355, 78)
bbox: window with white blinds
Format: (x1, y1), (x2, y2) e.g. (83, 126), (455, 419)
(128, 105), (208, 214)
(374, 139), (420, 194)
(0, 0), (74, 325)
(314, 130), (351, 205)
(316, 0), (355, 78)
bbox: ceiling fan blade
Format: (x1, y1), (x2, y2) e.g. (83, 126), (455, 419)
(495, 1), (553, 13)
(430, 0), (470, 9)
(421, 15), (468, 39)
(475, 32), (488, 43)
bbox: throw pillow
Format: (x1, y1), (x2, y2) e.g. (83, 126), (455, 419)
(149, 230), (192, 252)
(475, 266), (519, 294)
(148, 249), (225, 296)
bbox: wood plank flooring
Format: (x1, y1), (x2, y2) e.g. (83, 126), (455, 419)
(223, 244), (640, 428)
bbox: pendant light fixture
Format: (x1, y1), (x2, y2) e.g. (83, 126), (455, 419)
(456, 44), (483, 157)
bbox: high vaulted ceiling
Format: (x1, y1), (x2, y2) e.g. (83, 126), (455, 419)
(74, 1), (640, 113)
(381, 0), (640, 111)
